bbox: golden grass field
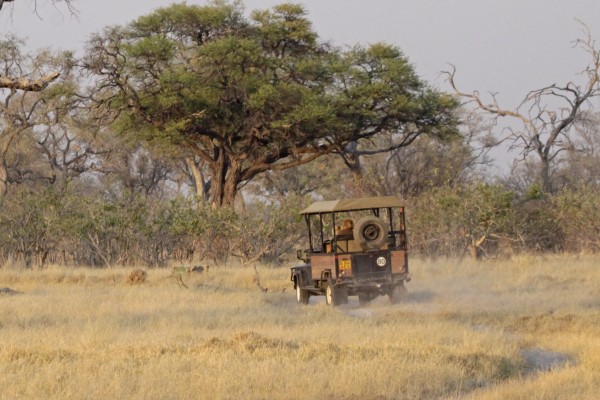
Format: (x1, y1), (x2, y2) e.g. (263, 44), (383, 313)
(1, 255), (599, 399)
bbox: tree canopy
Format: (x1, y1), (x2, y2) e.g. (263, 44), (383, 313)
(82, 2), (458, 207)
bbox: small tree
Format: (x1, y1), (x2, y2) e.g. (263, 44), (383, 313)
(410, 184), (517, 259)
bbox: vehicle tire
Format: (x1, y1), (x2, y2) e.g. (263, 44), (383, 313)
(353, 216), (387, 250)
(388, 283), (408, 304)
(358, 293), (371, 306)
(325, 283), (334, 306)
(338, 285), (349, 305)
(296, 279), (310, 305)
(325, 279), (343, 306)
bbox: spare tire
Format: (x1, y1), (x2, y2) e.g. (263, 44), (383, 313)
(353, 216), (387, 250)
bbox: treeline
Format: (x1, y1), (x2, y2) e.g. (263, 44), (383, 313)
(0, 188), (301, 267)
(1, 2), (600, 267)
(0, 188), (305, 268)
(410, 184), (600, 258)
(2, 176), (600, 268)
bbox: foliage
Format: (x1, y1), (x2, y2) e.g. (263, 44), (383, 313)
(1, 5), (600, 265)
(0, 186), (307, 267)
(228, 195), (307, 265)
(3, 175), (600, 266)
(0, 35), (79, 196)
(409, 184), (517, 258)
(551, 185), (600, 252)
(82, 2), (458, 207)
(0, 187), (64, 267)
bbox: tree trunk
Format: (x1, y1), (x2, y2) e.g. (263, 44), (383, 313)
(469, 235), (486, 260)
(222, 158), (242, 207)
(210, 150), (227, 208)
(209, 149), (243, 208)
(185, 157), (209, 200)
(0, 162), (6, 197)
(540, 159), (552, 194)
(0, 133), (15, 197)
(341, 145), (366, 196)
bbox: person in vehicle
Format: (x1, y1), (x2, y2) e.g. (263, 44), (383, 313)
(335, 219), (354, 239)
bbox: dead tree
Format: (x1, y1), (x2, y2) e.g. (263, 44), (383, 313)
(444, 22), (600, 193)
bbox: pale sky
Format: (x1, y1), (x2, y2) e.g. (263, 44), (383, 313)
(2, 0), (600, 171)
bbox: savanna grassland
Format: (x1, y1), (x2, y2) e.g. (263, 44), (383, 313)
(1, 255), (599, 399)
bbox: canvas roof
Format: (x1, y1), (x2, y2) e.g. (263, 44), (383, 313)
(300, 196), (403, 215)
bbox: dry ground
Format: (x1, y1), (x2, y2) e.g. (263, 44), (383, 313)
(0, 255), (599, 399)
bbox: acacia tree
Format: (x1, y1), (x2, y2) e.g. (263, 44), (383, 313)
(81, 3), (458, 207)
(445, 23), (600, 194)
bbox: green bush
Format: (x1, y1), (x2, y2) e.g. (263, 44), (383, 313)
(2, 182), (600, 268)
(408, 184), (517, 258)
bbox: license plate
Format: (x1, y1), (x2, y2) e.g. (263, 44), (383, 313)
(339, 259), (351, 270)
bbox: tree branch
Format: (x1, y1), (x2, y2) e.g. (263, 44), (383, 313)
(0, 0), (14, 11)
(443, 22), (600, 193)
(0, 72), (59, 91)
(0, 0), (78, 15)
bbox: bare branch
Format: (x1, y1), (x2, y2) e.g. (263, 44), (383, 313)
(0, 0), (77, 15)
(0, 71), (59, 91)
(443, 22), (600, 193)
(443, 64), (538, 134)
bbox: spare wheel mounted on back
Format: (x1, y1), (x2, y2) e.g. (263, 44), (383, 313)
(353, 216), (387, 250)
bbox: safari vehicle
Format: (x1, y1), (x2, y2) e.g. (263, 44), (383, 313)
(291, 196), (410, 306)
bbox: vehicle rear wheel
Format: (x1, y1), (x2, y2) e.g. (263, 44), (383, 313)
(337, 285), (349, 305)
(358, 293), (372, 306)
(296, 280), (310, 305)
(325, 279), (344, 306)
(388, 283), (408, 304)
(325, 284), (334, 306)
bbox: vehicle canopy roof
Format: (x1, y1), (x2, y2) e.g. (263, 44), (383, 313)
(300, 196), (403, 215)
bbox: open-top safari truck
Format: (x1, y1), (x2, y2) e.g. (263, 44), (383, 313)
(291, 196), (410, 306)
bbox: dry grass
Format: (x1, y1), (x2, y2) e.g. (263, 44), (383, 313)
(0, 255), (599, 399)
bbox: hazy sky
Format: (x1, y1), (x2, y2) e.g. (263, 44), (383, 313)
(2, 1), (599, 101)
(2, 0), (600, 170)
